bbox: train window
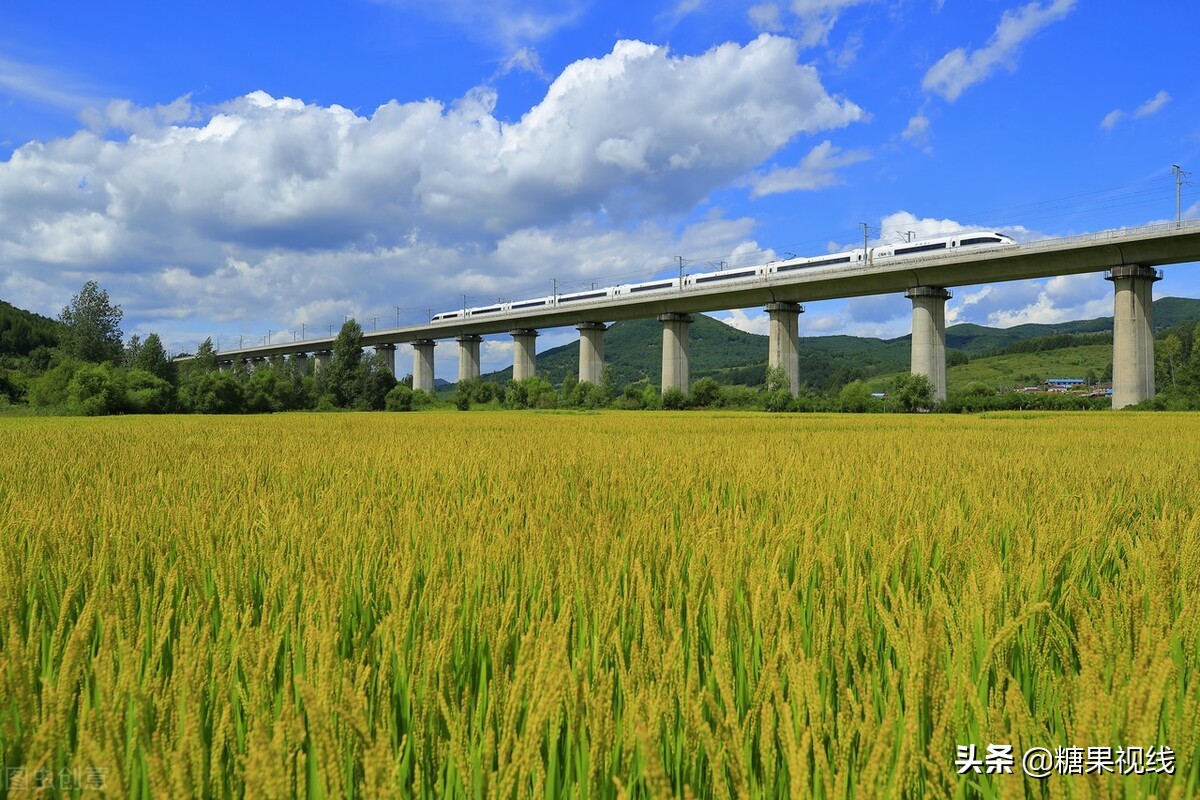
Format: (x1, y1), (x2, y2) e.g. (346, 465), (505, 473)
(512, 300), (546, 309)
(559, 291), (607, 303)
(695, 270), (755, 284)
(630, 282), (673, 293)
(894, 242), (947, 255)
(776, 255), (850, 272)
(959, 236), (1002, 246)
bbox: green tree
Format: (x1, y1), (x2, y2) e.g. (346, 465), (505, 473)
(838, 380), (873, 413)
(322, 319), (367, 408)
(193, 337), (218, 373)
(385, 383), (415, 411)
(67, 363), (127, 415)
(132, 333), (177, 386)
(560, 372), (579, 406)
(358, 353), (398, 410)
(188, 371), (246, 414)
(1157, 334), (1183, 388)
(598, 364), (617, 406)
(689, 377), (720, 408)
(892, 373), (935, 412)
(58, 281), (124, 363)
(764, 365), (791, 394)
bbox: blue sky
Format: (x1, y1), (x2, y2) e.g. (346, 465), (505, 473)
(2, 0), (1198, 376)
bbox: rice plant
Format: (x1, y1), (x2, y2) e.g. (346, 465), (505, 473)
(0, 412), (1196, 798)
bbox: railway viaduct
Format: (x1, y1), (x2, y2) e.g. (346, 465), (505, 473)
(202, 222), (1200, 410)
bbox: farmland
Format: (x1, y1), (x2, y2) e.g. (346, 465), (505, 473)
(1, 412), (1197, 798)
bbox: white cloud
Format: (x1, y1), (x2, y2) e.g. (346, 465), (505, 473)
(0, 54), (99, 110)
(1101, 90), (1170, 130)
(716, 308), (771, 335)
(922, 0), (1076, 102)
(376, 0), (587, 51)
(0, 35), (866, 350)
(901, 113), (932, 148)
(497, 48), (550, 80)
(748, 3), (785, 32)
(789, 0), (874, 48)
(1134, 90), (1171, 118)
(1100, 109), (1124, 130)
(749, 140), (869, 197)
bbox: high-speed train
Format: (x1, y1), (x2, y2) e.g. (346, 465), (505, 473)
(431, 231), (1016, 322)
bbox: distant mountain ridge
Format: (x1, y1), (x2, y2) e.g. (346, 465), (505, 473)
(0, 299), (61, 358)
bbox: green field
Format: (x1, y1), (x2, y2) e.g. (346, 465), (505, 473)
(1, 412), (1196, 798)
(868, 344), (1114, 394)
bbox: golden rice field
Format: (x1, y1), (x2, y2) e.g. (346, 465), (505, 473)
(0, 411), (1198, 799)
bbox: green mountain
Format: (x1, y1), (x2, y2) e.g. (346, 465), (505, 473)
(0, 299), (60, 359)
(478, 296), (1200, 391)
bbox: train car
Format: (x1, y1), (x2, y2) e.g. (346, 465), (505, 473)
(874, 231), (1015, 260)
(431, 310), (465, 322)
(767, 250), (865, 276)
(557, 288), (612, 305)
(615, 277), (680, 296)
(684, 265), (765, 287)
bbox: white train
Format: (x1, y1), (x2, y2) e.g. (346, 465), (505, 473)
(431, 231), (1016, 322)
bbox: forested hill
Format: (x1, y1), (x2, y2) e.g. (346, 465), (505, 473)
(0, 299), (60, 358)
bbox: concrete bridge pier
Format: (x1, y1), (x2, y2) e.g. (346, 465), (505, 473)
(313, 350), (332, 372)
(511, 329), (539, 381)
(577, 322), (606, 384)
(293, 352), (309, 375)
(906, 286), (951, 402)
(376, 343), (397, 376)
(218, 361), (231, 373)
(766, 302), (804, 395)
(1107, 265), (1161, 409)
(457, 335), (483, 383)
(659, 313), (692, 394)
(412, 339), (436, 393)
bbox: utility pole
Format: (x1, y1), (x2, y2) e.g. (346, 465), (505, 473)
(860, 222), (870, 265)
(267, 330), (272, 345)
(905, 230), (915, 243)
(369, 316), (378, 332)
(552, 278), (557, 302)
(677, 255), (684, 289)
(1173, 164), (1187, 228)
(395, 306), (402, 328)
(426, 308), (433, 323)
(301, 322), (306, 340)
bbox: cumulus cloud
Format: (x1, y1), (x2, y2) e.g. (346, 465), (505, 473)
(0, 35), (867, 350)
(922, 0), (1076, 102)
(749, 140), (870, 197)
(715, 308), (771, 335)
